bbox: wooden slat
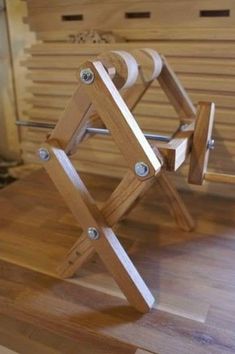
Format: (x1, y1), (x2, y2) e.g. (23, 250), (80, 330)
(25, 0), (235, 33)
(26, 42), (235, 58)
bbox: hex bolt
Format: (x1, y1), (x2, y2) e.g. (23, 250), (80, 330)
(87, 227), (99, 240)
(80, 68), (95, 84)
(38, 147), (50, 161)
(207, 139), (215, 150)
(134, 162), (150, 177)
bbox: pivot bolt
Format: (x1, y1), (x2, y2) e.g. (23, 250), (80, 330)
(38, 147), (50, 161)
(80, 68), (94, 84)
(87, 227), (99, 240)
(207, 139), (215, 150)
(180, 123), (189, 131)
(135, 162), (149, 177)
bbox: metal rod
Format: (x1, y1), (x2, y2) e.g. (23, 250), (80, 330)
(16, 120), (171, 142)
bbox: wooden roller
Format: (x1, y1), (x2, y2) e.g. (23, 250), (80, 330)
(97, 48), (163, 90)
(97, 50), (139, 89)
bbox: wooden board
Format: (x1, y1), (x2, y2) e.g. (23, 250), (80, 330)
(0, 170), (235, 353)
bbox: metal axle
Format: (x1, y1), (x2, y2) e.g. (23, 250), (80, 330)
(16, 120), (171, 143)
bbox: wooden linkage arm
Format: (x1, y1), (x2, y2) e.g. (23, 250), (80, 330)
(80, 59), (161, 180)
(189, 102), (215, 185)
(158, 56), (196, 120)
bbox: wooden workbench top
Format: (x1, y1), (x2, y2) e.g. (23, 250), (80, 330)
(0, 169), (234, 354)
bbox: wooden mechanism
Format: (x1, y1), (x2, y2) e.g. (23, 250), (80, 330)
(27, 48), (220, 312)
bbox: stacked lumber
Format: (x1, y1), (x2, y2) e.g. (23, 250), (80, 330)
(21, 0), (235, 197)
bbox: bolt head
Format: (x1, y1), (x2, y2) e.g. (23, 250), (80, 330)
(87, 227), (99, 240)
(80, 68), (94, 84)
(207, 139), (215, 150)
(135, 162), (149, 177)
(38, 148), (50, 161)
(180, 123), (189, 131)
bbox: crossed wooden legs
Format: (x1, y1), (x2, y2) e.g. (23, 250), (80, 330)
(56, 169), (194, 279)
(43, 142), (155, 313)
(42, 141), (194, 313)
(39, 50), (197, 312)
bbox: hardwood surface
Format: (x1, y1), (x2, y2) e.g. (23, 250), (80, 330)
(0, 169), (235, 353)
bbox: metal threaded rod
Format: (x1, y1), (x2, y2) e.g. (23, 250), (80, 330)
(16, 120), (171, 142)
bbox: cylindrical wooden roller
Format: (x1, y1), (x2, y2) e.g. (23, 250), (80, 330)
(98, 50), (139, 89)
(131, 48), (163, 82)
(98, 48), (163, 89)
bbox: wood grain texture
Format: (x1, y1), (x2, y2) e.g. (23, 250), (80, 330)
(189, 102), (215, 185)
(205, 172), (235, 184)
(42, 143), (155, 313)
(0, 1), (20, 159)
(158, 56), (196, 119)
(0, 314), (140, 354)
(57, 170), (154, 278)
(0, 170), (234, 353)
(81, 60), (161, 179)
(158, 172), (195, 231)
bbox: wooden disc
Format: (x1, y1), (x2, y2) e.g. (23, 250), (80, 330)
(131, 48), (163, 83)
(98, 50), (139, 89)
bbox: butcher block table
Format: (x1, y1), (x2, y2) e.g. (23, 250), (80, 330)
(0, 169), (234, 354)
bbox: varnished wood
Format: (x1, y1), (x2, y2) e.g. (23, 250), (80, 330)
(158, 172), (195, 232)
(51, 50), (196, 282)
(57, 170), (154, 278)
(205, 172), (235, 184)
(0, 170), (234, 353)
(80, 60), (162, 179)
(158, 56), (196, 119)
(42, 142), (155, 313)
(189, 102), (215, 185)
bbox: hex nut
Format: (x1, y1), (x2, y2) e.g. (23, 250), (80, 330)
(38, 147), (50, 161)
(87, 227), (99, 240)
(134, 162), (150, 177)
(80, 68), (95, 84)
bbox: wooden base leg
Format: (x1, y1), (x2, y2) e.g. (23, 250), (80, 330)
(158, 172), (195, 231)
(57, 234), (95, 278)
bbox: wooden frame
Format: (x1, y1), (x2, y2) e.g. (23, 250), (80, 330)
(39, 48), (215, 312)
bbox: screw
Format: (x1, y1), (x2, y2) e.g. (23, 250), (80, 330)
(80, 68), (94, 84)
(87, 227), (99, 240)
(180, 123), (189, 131)
(38, 147), (50, 161)
(135, 162), (149, 177)
(207, 139), (215, 150)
